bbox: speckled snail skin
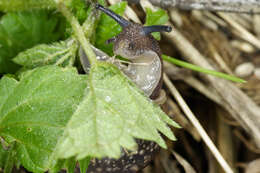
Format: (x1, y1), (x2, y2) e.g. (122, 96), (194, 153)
(86, 4), (172, 173)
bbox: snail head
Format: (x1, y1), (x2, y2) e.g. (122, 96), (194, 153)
(95, 3), (172, 59)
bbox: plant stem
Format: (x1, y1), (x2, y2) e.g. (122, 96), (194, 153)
(79, 156), (92, 173)
(54, 0), (97, 65)
(83, 8), (99, 39)
(4, 143), (16, 173)
(163, 55), (246, 83)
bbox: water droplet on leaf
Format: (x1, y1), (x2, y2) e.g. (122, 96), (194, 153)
(105, 96), (111, 102)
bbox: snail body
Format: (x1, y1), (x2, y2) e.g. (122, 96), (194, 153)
(86, 4), (172, 173)
(112, 23), (162, 99)
(96, 4), (171, 99)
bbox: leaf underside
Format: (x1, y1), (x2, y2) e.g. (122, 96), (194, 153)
(56, 62), (179, 160)
(13, 39), (78, 69)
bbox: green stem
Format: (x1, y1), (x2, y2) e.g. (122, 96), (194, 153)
(79, 156), (92, 173)
(163, 55), (246, 83)
(54, 0), (97, 65)
(4, 143), (16, 173)
(83, 7), (99, 39)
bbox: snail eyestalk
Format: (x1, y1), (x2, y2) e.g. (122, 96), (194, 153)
(95, 3), (130, 27)
(143, 25), (172, 35)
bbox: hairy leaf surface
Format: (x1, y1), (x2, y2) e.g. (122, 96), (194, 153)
(13, 39), (78, 69)
(0, 66), (87, 172)
(56, 62), (180, 160)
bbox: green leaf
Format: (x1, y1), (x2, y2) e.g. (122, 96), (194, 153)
(13, 39), (78, 69)
(3, 143), (16, 173)
(0, 10), (65, 73)
(79, 156), (91, 173)
(0, 66), (88, 172)
(0, 0), (56, 12)
(68, 0), (89, 24)
(95, 2), (127, 56)
(144, 8), (169, 40)
(49, 159), (65, 173)
(64, 158), (76, 173)
(163, 55), (246, 83)
(0, 145), (9, 169)
(0, 76), (18, 110)
(56, 62), (179, 160)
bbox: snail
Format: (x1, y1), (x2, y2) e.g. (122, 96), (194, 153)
(95, 4), (171, 100)
(84, 3), (172, 173)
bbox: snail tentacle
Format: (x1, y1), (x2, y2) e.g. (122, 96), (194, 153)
(96, 4), (130, 27)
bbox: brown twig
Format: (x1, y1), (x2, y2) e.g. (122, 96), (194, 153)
(163, 25), (260, 148)
(147, 0), (260, 14)
(139, 0), (260, 150)
(163, 74), (234, 173)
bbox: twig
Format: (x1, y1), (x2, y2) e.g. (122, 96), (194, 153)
(253, 15), (260, 38)
(164, 62), (223, 104)
(124, 0), (260, 148)
(218, 12), (260, 49)
(203, 12), (227, 27)
(208, 44), (233, 75)
(217, 111), (237, 172)
(108, 0), (260, 166)
(191, 11), (218, 31)
(167, 98), (201, 141)
(233, 129), (260, 154)
(147, 0), (260, 14)
(163, 74), (234, 173)
(172, 151), (197, 173)
(163, 23), (260, 147)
